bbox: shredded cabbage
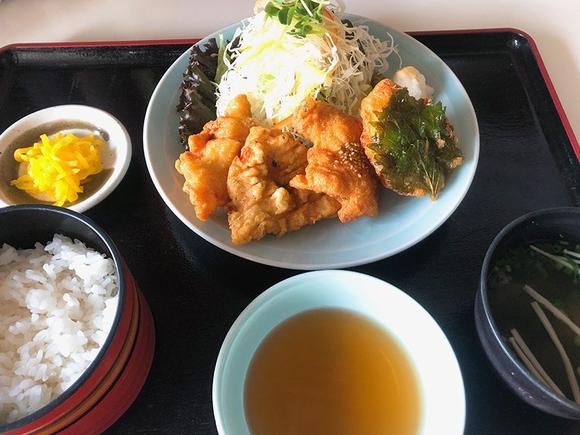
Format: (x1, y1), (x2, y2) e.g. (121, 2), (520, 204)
(321, 15), (398, 115)
(215, 5), (397, 125)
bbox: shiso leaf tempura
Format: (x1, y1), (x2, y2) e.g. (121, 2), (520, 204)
(366, 86), (462, 199)
(216, 0), (397, 125)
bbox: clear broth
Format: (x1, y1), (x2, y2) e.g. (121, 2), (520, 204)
(244, 308), (421, 435)
(489, 240), (580, 399)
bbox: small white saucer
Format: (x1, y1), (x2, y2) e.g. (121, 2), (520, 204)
(0, 105), (131, 212)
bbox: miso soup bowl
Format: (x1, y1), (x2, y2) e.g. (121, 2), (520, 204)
(213, 270), (465, 435)
(475, 207), (580, 419)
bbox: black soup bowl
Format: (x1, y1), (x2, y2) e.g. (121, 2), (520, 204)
(475, 207), (580, 419)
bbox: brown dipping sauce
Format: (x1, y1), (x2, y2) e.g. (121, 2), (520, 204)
(244, 308), (422, 435)
(0, 120), (113, 205)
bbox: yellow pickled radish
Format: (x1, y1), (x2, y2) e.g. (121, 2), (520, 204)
(11, 133), (105, 206)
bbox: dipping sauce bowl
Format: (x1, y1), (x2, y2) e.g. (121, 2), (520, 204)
(213, 270), (465, 435)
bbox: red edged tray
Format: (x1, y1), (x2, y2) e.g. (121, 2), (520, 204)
(0, 29), (578, 434)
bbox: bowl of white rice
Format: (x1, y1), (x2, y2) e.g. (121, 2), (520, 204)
(0, 204), (130, 432)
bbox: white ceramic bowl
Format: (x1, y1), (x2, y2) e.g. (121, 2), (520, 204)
(213, 270), (465, 435)
(0, 105), (131, 212)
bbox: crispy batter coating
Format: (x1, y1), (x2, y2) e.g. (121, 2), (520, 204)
(288, 98), (378, 223)
(360, 79), (462, 198)
(359, 79), (424, 194)
(175, 95), (253, 221)
(227, 126), (340, 245)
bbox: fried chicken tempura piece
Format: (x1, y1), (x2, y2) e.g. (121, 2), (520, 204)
(227, 127), (340, 245)
(175, 95), (253, 221)
(288, 98), (378, 223)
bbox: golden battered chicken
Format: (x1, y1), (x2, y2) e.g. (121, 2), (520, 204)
(227, 127), (340, 245)
(360, 79), (463, 199)
(175, 95), (253, 221)
(288, 98), (378, 223)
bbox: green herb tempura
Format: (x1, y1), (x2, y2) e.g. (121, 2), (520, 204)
(368, 87), (463, 199)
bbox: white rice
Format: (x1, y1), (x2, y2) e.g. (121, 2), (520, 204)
(0, 234), (118, 424)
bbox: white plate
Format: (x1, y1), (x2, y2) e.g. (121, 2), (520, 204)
(143, 15), (479, 270)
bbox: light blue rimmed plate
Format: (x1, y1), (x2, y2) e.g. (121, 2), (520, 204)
(143, 15), (479, 270)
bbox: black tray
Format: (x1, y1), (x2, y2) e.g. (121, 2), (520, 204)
(1, 29), (579, 434)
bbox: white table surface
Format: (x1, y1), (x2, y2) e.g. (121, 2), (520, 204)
(0, 0), (579, 143)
